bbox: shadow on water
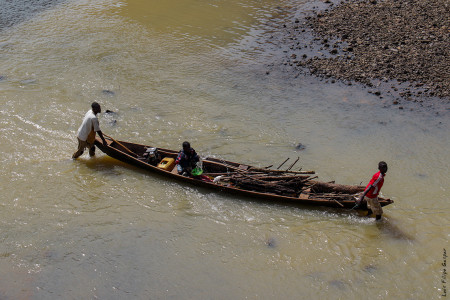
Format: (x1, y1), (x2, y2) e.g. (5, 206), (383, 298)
(355, 210), (414, 241)
(376, 216), (415, 241)
(0, 0), (67, 31)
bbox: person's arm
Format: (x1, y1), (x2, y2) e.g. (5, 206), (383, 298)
(96, 130), (107, 146)
(353, 180), (374, 209)
(175, 152), (183, 165)
(193, 152), (200, 163)
(92, 116), (107, 146)
(358, 185), (373, 203)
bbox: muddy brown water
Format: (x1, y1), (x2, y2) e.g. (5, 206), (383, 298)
(0, 0), (448, 298)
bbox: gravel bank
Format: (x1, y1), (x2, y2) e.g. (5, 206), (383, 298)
(279, 0), (449, 106)
(0, 0), (66, 30)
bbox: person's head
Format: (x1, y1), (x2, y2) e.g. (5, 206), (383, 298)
(182, 141), (191, 152)
(91, 102), (101, 114)
(378, 161), (388, 174)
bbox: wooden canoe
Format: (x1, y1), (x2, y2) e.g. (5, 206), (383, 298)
(94, 136), (393, 209)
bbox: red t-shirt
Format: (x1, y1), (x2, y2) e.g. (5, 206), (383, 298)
(365, 171), (385, 198)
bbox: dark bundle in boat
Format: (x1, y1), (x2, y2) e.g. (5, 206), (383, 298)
(202, 160), (364, 205)
(210, 167), (312, 197)
(94, 136), (393, 209)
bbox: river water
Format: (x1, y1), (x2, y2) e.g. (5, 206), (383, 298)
(0, 0), (448, 299)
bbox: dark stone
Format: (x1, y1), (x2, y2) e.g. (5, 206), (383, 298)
(102, 89), (115, 96)
(364, 264), (377, 273)
(329, 280), (346, 290)
(415, 173), (427, 178)
(266, 237), (276, 248)
(295, 143), (306, 150)
(21, 79), (36, 84)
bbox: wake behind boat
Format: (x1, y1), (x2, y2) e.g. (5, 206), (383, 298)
(94, 136), (393, 210)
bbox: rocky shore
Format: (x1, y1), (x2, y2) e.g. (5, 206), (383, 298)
(276, 0), (449, 108)
(0, 0), (66, 30)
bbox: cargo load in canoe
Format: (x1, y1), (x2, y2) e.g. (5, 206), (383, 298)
(95, 136), (393, 210)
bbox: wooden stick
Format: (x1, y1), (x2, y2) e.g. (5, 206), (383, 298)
(231, 173), (275, 184)
(307, 181), (365, 194)
(204, 160), (274, 184)
(103, 134), (137, 157)
(313, 194), (352, 199)
(251, 175), (311, 181)
(248, 167), (315, 175)
(204, 158), (315, 175)
(277, 158), (290, 169)
(333, 200), (344, 207)
(301, 182), (318, 191)
(286, 157), (300, 171)
(202, 172), (265, 177)
(300, 176), (318, 182)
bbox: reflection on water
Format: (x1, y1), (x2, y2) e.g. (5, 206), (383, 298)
(120, 0), (280, 47)
(0, 0), (448, 298)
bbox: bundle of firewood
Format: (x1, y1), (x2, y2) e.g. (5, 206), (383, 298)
(229, 171), (316, 197)
(208, 162), (317, 197)
(205, 157), (365, 199)
(202, 159), (364, 205)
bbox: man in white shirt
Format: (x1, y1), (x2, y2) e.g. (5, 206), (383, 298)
(72, 102), (107, 159)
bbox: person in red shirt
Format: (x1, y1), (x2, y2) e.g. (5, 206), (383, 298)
(355, 161), (388, 220)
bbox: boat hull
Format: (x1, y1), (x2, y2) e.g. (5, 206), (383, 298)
(94, 137), (393, 209)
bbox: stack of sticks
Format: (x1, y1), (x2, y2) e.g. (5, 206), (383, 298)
(204, 157), (318, 197)
(204, 157), (364, 200)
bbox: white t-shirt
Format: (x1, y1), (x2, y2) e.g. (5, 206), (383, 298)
(77, 109), (100, 142)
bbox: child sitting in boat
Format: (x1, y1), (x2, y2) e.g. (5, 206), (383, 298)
(175, 141), (200, 176)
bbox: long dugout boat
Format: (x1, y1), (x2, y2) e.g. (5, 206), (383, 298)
(94, 136), (393, 210)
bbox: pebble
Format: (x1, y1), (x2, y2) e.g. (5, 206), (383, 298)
(102, 89), (115, 96)
(295, 143), (306, 151)
(266, 237), (276, 248)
